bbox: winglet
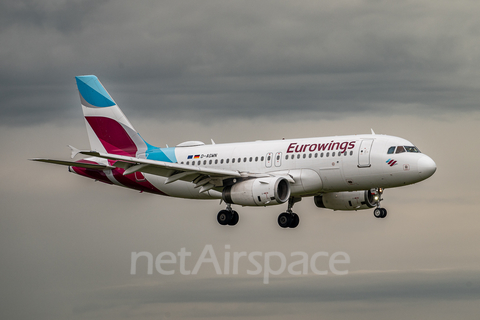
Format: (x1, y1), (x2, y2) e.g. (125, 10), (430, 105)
(69, 145), (81, 159)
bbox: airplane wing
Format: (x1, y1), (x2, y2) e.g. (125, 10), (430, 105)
(77, 150), (276, 192)
(31, 150), (291, 193)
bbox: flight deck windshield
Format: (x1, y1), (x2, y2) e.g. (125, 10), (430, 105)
(387, 146), (421, 154)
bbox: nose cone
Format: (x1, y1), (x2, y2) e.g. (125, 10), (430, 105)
(418, 155), (437, 179)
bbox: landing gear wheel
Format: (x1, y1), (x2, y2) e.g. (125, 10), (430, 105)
(374, 208), (387, 218)
(278, 197), (302, 228)
(289, 213), (299, 228)
(380, 208), (387, 218)
(278, 212), (292, 228)
(228, 211), (239, 226)
(217, 210), (232, 225)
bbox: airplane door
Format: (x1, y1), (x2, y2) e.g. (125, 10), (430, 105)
(265, 152), (273, 168)
(274, 152), (282, 167)
(358, 139), (374, 168)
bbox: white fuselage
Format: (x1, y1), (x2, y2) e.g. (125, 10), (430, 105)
(144, 134), (436, 199)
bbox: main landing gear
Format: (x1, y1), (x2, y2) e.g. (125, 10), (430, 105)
(373, 207), (387, 218)
(278, 197), (301, 229)
(217, 197), (302, 228)
(217, 204), (239, 226)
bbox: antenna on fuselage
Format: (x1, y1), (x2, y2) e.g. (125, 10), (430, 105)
(371, 128), (376, 135)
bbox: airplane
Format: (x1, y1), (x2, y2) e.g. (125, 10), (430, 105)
(32, 75), (437, 228)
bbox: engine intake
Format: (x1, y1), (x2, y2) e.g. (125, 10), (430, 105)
(223, 177), (290, 206)
(314, 190), (379, 211)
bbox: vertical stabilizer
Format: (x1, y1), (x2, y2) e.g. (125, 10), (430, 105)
(75, 75), (148, 157)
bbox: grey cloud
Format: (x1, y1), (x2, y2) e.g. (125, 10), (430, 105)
(1, 1), (480, 125)
(109, 270), (480, 303)
(0, 0), (109, 33)
(71, 270), (480, 318)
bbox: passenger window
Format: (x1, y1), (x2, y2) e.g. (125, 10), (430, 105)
(244, 157), (247, 162)
(297, 154), (300, 159)
(232, 158), (235, 163)
(249, 157), (252, 162)
(285, 155), (288, 160)
(209, 160), (212, 165)
(203, 160), (207, 165)
(315, 153), (318, 158)
(220, 159), (224, 164)
(303, 154), (306, 159)
(387, 146), (395, 154)
(309, 154), (312, 158)
(226, 159), (229, 164)
(255, 157), (258, 161)
(238, 158), (241, 162)
(186, 161), (189, 165)
(350, 151), (353, 156)
(215, 159), (218, 164)
(321, 153), (324, 158)
(261, 156), (264, 161)
(192, 161), (195, 165)
(395, 146), (405, 154)
(326, 152), (329, 157)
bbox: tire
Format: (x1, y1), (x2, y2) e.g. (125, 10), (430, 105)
(373, 208), (383, 218)
(380, 208), (387, 218)
(289, 213), (299, 228)
(228, 211), (239, 226)
(278, 212), (292, 228)
(217, 210), (232, 225)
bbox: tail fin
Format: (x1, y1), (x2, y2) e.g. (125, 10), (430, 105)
(75, 75), (150, 157)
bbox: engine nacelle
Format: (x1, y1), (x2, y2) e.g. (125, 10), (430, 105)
(314, 190), (379, 211)
(222, 177), (291, 206)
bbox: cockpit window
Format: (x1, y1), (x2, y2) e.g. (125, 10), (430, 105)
(388, 145), (422, 154)
(395, 146), (405, 154)
(405, 146), (421, 153)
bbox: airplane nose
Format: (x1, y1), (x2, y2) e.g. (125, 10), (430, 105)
(417, 156), (437, 179)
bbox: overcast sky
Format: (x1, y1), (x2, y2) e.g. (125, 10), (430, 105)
(2, 1), (480, 319)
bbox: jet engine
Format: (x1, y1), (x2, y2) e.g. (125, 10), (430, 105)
(222, 177), (290, 206)
(314, 190), (380, 211)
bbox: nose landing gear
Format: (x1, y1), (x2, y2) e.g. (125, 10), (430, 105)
(372, 188), (387, 218)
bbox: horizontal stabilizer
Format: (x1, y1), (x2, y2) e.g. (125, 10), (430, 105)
(30, 158), (114, 170)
